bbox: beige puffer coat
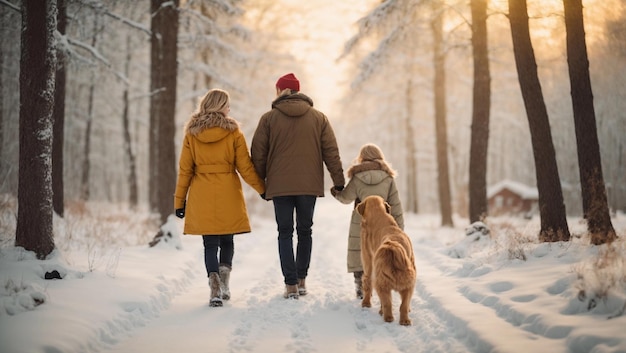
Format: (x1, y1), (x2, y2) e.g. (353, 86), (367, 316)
(174, 114), (265, 235)
(332, 161), (404, 272)
(250, 93), (345, 199)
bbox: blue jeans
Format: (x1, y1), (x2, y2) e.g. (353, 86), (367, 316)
(202, 234), (234, 276)
(273, 195), (317, 285)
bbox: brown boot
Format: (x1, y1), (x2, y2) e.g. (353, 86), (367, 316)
(284, 284), (299, 299)
(297, 278), (307, 296)
(208, 272), (223, 307)
(354, 271), (363, 299)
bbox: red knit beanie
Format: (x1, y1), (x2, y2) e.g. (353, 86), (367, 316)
(276, 73), (300, 91)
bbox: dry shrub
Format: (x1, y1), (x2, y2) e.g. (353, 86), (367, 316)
(65, 200), (90, 217)
(0, 194), (17, 246)
(506, 230), (533, 261)
(0, 194), (16, 210)
(55, 201), (159, 272)
(574, 238), (626, 310)
(486, 219), (535, 261)
(1, 197), (158, 275)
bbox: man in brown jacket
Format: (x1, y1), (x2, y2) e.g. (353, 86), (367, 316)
(251, 73), (345, 299)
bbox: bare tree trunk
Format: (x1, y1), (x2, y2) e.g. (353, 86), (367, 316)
(16, 0), (57, 259)
(468, 0), (491, 223)
(563, 0), (616, 245)
(81, 17), (100, 201)
(122, 35), (138, 208)
(52, 0), (66, 217)
(404, 78), (418, 213)
(0, 31), (4, 165)
(431, 3), (454, 227)
(200, 0), (214, 89)
(0, 5), (22, 194)
(508, 0), (570, 242)
(81, 86), (93, 200)
(150, 0), (179, 223)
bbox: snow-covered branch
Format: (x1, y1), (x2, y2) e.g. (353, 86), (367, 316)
(180, 6), (249, 40)
(351, 27), (403, 88)
(66, 37), (111, 67)
(339, 0), (398, 60)
(0, 0), (19, 12)
(179, 0), (243, 17)
(64, 36), (129, 84)
(104, 10), (151, 36)
(81, 0), (151, 35)
(151, 1), (177, 18)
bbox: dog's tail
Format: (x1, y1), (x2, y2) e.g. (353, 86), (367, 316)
(374, 239), (416, 290)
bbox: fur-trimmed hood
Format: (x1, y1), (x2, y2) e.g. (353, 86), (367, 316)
(185, 113), (240, 143)
(347, 160), (395, 180)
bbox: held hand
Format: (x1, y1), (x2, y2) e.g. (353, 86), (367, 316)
(175, 207), (185, 219)
(330, 185), (343, 197)
(334, 185), (344, 191)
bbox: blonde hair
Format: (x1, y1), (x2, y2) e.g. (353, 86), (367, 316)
(184, 89), (238, 134)
(356, 143), (396, 177)
(191, 88), (230, 121)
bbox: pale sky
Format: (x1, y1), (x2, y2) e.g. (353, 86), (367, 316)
(266, 0), (375, 112)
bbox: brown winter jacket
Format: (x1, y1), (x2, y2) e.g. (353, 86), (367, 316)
(332, 161), (404, 272)
(174, 114), (265, 235)
(250, 93), (345, 199)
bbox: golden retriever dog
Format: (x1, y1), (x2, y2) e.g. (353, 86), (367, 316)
(356, 195), (416, 326)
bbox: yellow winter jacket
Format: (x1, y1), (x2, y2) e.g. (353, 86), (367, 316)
(174, 114), (265, 235)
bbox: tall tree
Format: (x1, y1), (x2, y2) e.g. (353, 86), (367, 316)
(0, 2), (21, 194)
(562, 0), (616, 245)
(508, 0), (570, 242)
(80, 17), (101, 201)
(468, 0), (491, 223)
(16, 0), (57, 259)
(0, 26), (4, 165)
(149, 0), (179, 223)
(404, 78), (419, 213)
(52, 0), (66, 217)
(122, 34), (138, 208)
(431, 1), (454, 227)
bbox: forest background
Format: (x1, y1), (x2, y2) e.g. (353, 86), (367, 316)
(0, 0), (624, 249)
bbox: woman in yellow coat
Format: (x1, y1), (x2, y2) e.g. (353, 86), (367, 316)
(174, 88), (265, 307)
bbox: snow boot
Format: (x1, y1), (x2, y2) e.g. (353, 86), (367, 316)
(208, 272), (223, 307)
(354, 271), (363, 299)
(219, 265), (231, 301)
(284, 284), (299, 299)
(297, 278), (307, 296)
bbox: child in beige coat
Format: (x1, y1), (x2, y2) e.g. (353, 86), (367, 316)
(331, 143), (404, 298)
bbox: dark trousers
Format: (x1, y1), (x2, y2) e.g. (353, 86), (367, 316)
(202, 234), (234, 276)
(273, 195), (316, 285)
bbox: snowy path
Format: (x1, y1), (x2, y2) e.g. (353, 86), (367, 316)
(94, 197), (626, 353)
(103, 198), (472, 353)
(4, 195), (625, 353)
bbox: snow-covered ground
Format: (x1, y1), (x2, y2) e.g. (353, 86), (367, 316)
(1, 196), (625, 353)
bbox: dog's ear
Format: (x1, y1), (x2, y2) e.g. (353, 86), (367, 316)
(385, 202), (391, 214)
(356, 201), (366, 216)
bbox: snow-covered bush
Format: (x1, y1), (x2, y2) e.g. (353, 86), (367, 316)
(1, 278), (47, 316)
(148, 215), (183, 250)
(574, 239), (626, 315)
